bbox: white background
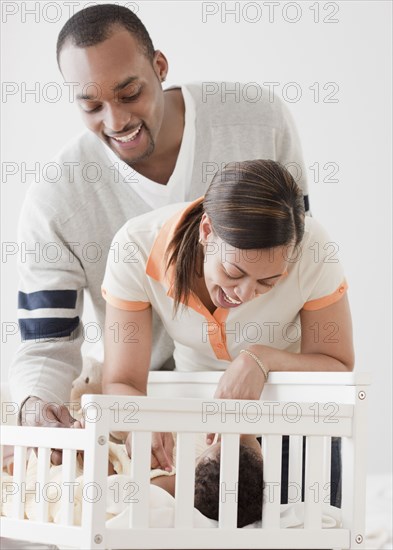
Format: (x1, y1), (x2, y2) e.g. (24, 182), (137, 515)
(1, 1), (392, 475)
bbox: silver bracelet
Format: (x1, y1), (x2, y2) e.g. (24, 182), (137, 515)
(240, 349), (269, 382)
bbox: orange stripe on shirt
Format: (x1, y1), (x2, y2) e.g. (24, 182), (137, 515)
(101, 288), (151, 312)
(302, 279), (348, 311)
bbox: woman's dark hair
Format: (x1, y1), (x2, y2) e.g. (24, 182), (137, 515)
(194, 444), (264, 528)
(56, 4), (155, 66)
(165, 159), (305, 313)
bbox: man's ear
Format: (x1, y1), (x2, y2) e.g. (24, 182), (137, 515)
(199, 213), (214, 242)
(152, 50), (168, 83)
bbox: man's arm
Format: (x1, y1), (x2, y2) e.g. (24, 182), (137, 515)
(8, 191), (86, 425)
(275, 97), (311, 214)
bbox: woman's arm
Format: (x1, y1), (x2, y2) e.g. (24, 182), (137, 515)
(102, 303), (152, 396)
(210, 295), (354, 403)
(205, 295), (354, 444)
(103, 303), (151, 442)
(249, 293), (355, 373)
(103, 303), (174, 471)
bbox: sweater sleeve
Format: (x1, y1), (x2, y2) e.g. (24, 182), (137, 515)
(275, 97), (310, 215)
(8, 192), (87, 409)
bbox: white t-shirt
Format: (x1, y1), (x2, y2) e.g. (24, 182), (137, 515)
(102, 200), (348, 373)
(104, 85), (196, 209)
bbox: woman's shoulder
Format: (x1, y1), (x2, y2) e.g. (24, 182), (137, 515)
(296, 216), (344, 275)
(302, 216), (334, 246)
(118, 201), (192, 242)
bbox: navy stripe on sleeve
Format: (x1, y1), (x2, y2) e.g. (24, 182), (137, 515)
(18, 290), (77, 311)
(19, 317), (80, 341)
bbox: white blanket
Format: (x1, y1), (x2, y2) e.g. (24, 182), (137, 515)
(1, 444), (341, 529)
(106, 478), (342, 529)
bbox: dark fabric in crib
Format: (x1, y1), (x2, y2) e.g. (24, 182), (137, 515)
(256, 436), (342, 508)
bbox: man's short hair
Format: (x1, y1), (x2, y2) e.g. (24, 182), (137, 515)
(194, 444), (264, 528)
(56, 4), (155, 66)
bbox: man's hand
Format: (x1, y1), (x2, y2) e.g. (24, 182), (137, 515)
(125, 431), (174, 472)
(21, 396), (76, 465)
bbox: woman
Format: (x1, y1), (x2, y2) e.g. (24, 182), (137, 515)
(101, 159), (354, 490)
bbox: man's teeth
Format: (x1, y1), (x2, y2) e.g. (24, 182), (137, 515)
(113, 125), (142, 142)
(222, 290), (241, 305)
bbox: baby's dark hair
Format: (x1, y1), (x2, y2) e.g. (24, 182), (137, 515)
(194, 444), (263, 528)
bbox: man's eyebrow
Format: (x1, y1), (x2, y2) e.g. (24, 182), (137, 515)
(112, 76), (140, 93)
(76, 76), (139, 100)
(226, 262), (283, 281)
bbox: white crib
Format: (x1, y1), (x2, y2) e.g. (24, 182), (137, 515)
(1, 371), (370, 550)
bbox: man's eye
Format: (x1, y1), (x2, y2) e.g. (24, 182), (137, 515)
(81, 105), (101, 114)
(123, 91), (141, 101)
(121, 90), (142, 101)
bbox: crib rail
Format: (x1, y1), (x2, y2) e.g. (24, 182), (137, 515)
(0, 372), (370, 550)
(105, 528), (350, 549)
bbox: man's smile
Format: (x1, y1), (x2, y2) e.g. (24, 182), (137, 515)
(107, 123), (143, 143)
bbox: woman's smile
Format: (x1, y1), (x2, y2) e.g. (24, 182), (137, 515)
(215, 286), (243, 309)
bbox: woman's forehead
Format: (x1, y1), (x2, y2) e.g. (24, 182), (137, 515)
(213, 236), (291, 272)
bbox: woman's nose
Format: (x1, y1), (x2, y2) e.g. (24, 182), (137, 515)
(234, 282), (257, 303)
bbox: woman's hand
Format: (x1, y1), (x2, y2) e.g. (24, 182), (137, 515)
(125, 431), (174, 472)
(78, 422), (175, 473)
(214, 347), (269, 400)
(206, 346), (269, 445)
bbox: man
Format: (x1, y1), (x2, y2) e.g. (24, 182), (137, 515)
(10, 4), (309, 437)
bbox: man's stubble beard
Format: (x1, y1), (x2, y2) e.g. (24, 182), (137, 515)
(122, 126), (155, 168)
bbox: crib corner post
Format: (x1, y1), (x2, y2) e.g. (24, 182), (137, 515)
(80, 397), (110, 550)
(343, 383), (369, 549)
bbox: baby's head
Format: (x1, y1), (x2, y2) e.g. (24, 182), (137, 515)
(194, 436), (263, 527)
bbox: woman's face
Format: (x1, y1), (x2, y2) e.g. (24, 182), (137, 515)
(199, 214), (291, 309)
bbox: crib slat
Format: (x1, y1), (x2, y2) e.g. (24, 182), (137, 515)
(323, 436), (332, 504)
(288, 436), (303, 503)
(261, 435), (282, 529)
(304, 435), (324, 529)
(12, 445), (27, 519)
(0, 445), (4, 517)
(174, 432), (196, 528)
(218, 433), (240, 529)
(129, 431), (151, 528)
(61, 448), (76, 525)
(36, 446), (51, 522)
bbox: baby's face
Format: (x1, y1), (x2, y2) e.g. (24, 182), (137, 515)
(196, 440), (221, 464)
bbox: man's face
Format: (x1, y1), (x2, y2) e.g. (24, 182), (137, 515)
(59, 29), (167, 165)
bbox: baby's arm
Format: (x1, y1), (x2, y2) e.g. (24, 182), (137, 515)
(71, 419), (116, 475)
(150, 473), (176, 497)
(72, 420), (178, 484)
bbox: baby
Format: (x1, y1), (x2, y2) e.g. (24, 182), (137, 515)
(73, 421), (264, 528)
(196, 434), (263, 527)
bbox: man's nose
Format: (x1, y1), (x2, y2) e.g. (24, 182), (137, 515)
(103, 104), (131, 133)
